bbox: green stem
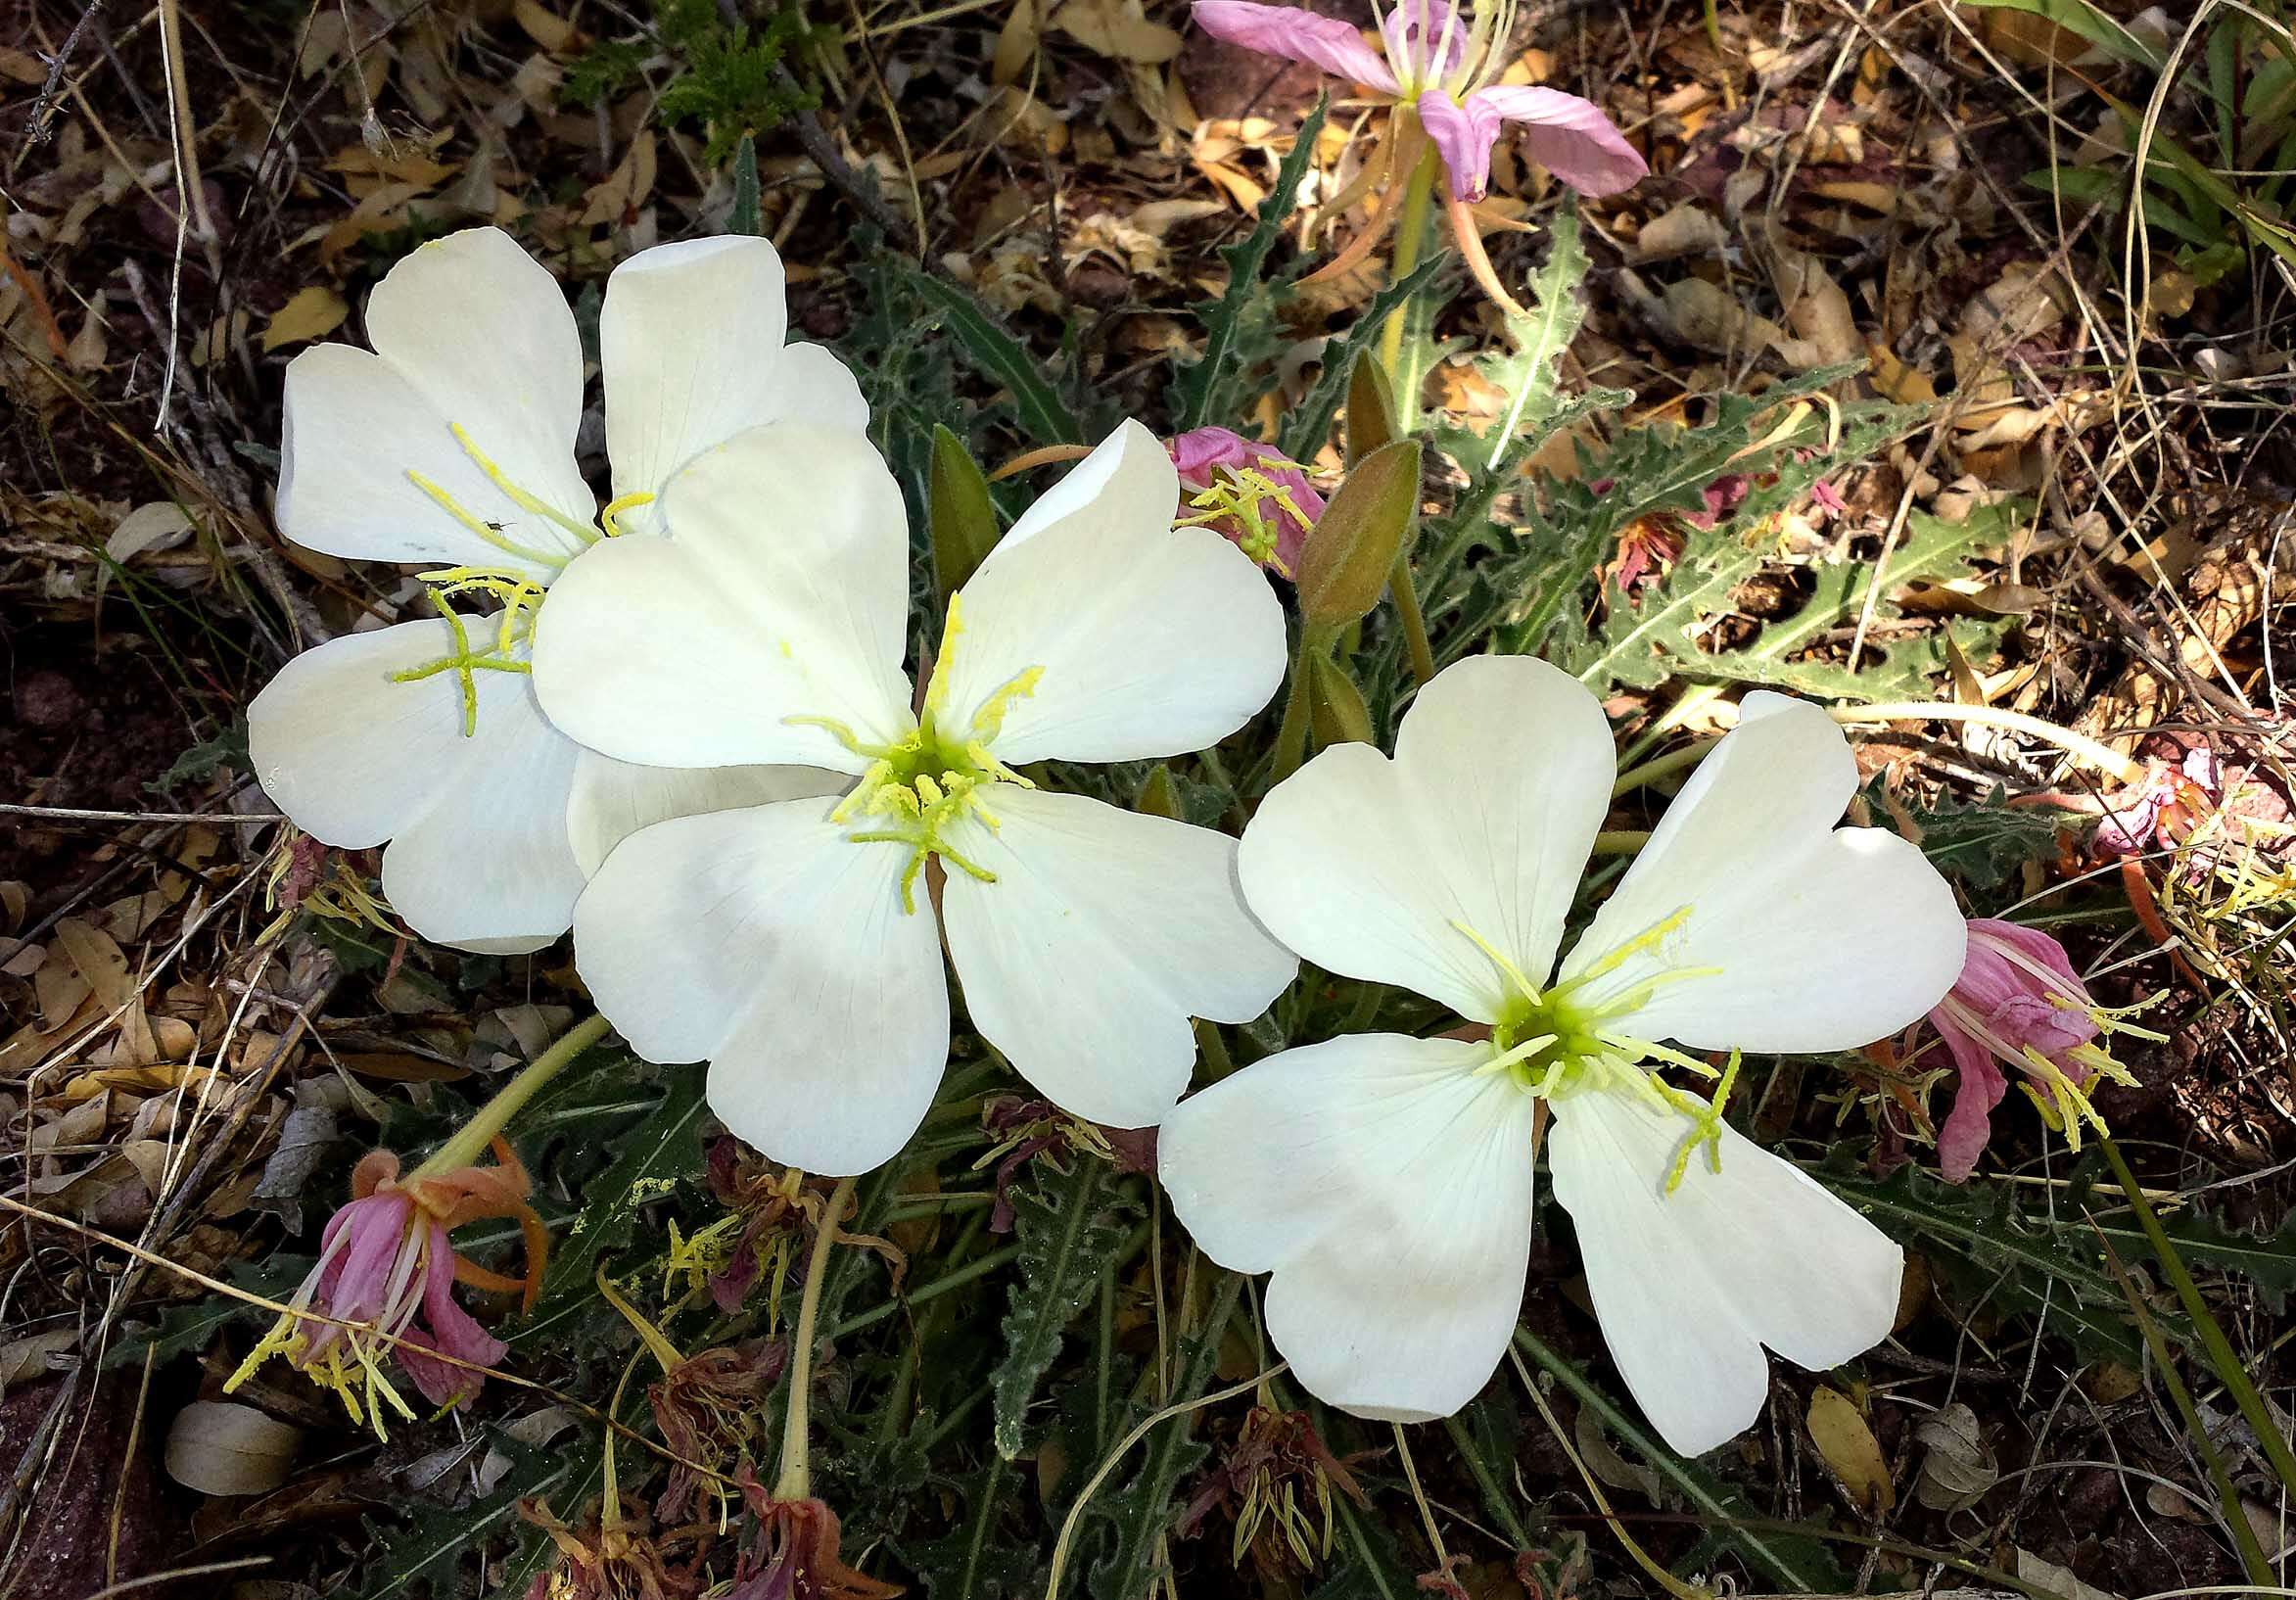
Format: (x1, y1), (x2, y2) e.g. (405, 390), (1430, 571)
(409, 1012), (610, 1181)
(2099, 1134), (2296, 1498)
(776, 1174), (859, 1500)
(1270, 624), (1330, 781)
(1378, 130), (1440, 687)
(1611, 738), (1718, 798)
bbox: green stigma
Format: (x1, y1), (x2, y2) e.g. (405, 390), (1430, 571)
(787, 594), (1045, 913)
(1454, 910), (1738, 1195)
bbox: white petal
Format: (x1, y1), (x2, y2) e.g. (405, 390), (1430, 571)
(601, 236), (870, 523)
(278, 346), (584, 577)
(379, 682), (586, 951)
(572, 802), (950, 1175)
(937, 787), (1295, 1128)
(926, 421), (1287, 765)
(1160, 1033), (1537, 1421)
(248, 620), (485, 850)
(281, 228), (593, 571)
(1238, 655), (1615, 1022)
(532, 425), (915, 774)
(565, 754), (849, 876)
(1547, 1086), (1902, 1457)
(1561, 692), (1964, 1053)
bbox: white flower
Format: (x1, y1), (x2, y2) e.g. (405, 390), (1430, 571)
(530, 420), (1299, 1174)
(1157, 655), (1966, 1455)
(248, 227), (858, 952)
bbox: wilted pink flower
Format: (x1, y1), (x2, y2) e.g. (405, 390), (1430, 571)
(226, 1143), (544, 1434)
(1925, 919), (2146, 1181)
(1168, 426), (1325, 576)
(728, 1470), (903, 1600)
(1193, 0), (1645, 203)
(1809, 478), (1847, 519)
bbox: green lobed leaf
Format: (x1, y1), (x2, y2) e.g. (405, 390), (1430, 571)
(350, 1432), (576, 1600)
(990, 1163), (1132, 1459)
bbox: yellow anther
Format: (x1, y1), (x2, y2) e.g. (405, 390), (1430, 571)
(1563, 905), (1696, 988)
(405, 467), (573, 570)
(968, 667), (1045, 742)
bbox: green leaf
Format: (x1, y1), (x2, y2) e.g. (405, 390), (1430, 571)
(1475, 205), (1602, 470)
(991, 1163), (1130, 1458)
(1513, 1328), (1852, 1593)
(2101, 1203), (2296, 1314)
(104, 1254), (313, 1369)
(350, 1432), (576, 1600)
(1892, 783), (2071, 890)
(1277, 254), (1446, 466)
(907, 272), (1080, 447)
(1176, 97), (1330, 431)
(519, 1063), (710, 1343)
(1822, 1157), (2157, 1363)
(930, 425), (1004, 605)
(731, 132), (762, 236)
(1955, 0), (2164, 68)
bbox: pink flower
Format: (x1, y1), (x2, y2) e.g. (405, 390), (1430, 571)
(1192, 0), (1646, 202)
(1809, 479), (1848, 519)
(227, 1143), (545, 1434)
(1168, 426), (1326, 576)
(1924, 919), (2145, 1181)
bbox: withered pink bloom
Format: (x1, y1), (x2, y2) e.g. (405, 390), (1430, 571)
(1926, 919), (2146, 1181)
(1192, 0), (1645, 202)
(227, 1144), (544, 1434)
(1169, 426), (1326, 576)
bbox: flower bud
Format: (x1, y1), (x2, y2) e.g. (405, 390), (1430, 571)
(1169, 426), (1326, 577)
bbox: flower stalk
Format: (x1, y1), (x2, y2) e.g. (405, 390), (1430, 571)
(412, 1012), (612, 1182)
(775, 1174), (860, 1500)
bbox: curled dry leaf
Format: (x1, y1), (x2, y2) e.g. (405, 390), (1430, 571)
(1912, 1401), (1998, 1511)
(164, 1400), (303, 1496)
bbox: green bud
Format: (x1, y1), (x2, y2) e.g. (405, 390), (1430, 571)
(1345, 353), (1399, 467)
(929, 426), (1002, 605)
(1134, 763), (1183, 821)
(1294, 438), (1422, 630)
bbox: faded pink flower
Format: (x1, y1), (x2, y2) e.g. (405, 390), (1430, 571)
(227, 1143), (544, 1434)
(1169, 426), (1325, 576)
(1925, 919), (2145, 1181)
(1192, 0), (1646, 202)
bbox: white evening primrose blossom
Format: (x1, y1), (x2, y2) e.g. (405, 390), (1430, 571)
(248, 226), (856, 952)
(1157, 656), (1966, 1456)
(532, 421), (1300, 1175)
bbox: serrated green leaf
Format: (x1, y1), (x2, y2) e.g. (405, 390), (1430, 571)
(351, 1433), (575, 1600)
(731, 133), (762, 236)
(992, 1163), (1130, 1458)
(907, 272), (1080, 447)
(1476, 206), (1599, 470)
(1894, 783), (2071, 890)
(1177, 97), (1329, 432)
(519, 1063), (709, 1343)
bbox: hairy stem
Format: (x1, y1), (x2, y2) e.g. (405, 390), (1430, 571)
(776, 1174), (860, 1499)
(410, 1013), (611, 1181)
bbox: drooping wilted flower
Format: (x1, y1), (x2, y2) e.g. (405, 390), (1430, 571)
(248, 225), (850, 951)
(1159, 657), (1966, 1455)
(532, 421), (1298, 1175)
(1168, 426), (1326, 576)
(727, 1470), (903, 1600)
(522, 1495), (703, 1600)
(1180, 1406), (1369, 1576)
(1192, 0), (1645, 202)
(1925, 918), (2151, 1181)
(227, 1141), (544, 1435)
(651, 1341), (788, 1524)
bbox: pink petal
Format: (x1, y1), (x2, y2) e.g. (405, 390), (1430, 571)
(316, 1192), (415, 1322)
(1191, 1), (1399, 94)
(396, 1222), (507, 1409)
(1169, 425), (1255, 484)
(1968, 918), (2085, 995)
(1464, 84), (1648, 197)
(1417, 90), (1506, 202)
(1931, 1012), (2008, 1183)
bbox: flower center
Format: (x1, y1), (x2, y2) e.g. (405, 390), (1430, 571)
(1175, 461), (1312, 574)
(1453, 910), (1741, 1192)
(390, 424), (656, 735)
(787, 594), (1045, 914)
